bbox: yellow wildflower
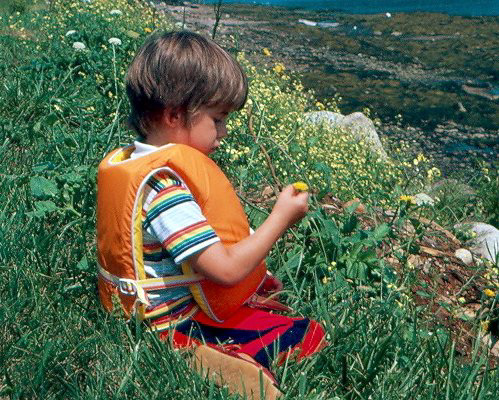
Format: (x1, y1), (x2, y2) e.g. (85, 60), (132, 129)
(315, 101), (325, 110)
(262, 47), (271, 56)
(273, 63), (285, 74)
(481, 320), (490, 332)
(399, 195), (416, 204)
(292, 181), (309, 192)
(144, 27), (152, 33)
(484, 289), (496, 298)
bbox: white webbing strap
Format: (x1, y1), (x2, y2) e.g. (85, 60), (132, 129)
(97, 262), (204, 307)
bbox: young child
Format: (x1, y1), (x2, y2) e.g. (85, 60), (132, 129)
(96, 31), (325, 399)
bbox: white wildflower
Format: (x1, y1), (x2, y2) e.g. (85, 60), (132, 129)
(65, 30), (77, 37)
(386, 12), (392, 18)
(108, 37), (122, 46)
(109, 9), (122, 16)
(72, 42), (86, 50)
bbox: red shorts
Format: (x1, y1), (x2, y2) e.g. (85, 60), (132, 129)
(157, 306), (326, 370)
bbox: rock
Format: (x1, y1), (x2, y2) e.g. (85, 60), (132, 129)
(298, 19), (317, 27)
(317, 22), (339, 28)
(374, 31), (382, 36)
(462, 84), (499, 101)
(455, 248), (473, 265)
(407, 254), (424, 268)
(413, 193), (435, 206)
(427, 179), (476, 197)
(457, 102), (467, 113)
(341, 112), (387, 158)
(305, 111), (387, 158)
(391, 31), (403, 37)
(342, 198), (366, 214)
(458, 222), (499, 263)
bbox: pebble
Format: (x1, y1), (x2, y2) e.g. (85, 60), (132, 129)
(455, 248), (473, 265)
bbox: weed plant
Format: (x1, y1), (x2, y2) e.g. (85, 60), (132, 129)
(0, 1), (497, 398)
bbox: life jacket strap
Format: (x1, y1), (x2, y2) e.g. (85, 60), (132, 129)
(97, 261), (204, 307)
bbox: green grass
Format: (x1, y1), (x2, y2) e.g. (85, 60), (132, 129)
(0, 1), (497, 398)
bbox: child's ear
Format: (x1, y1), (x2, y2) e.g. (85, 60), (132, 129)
(163, 109), (184, 128)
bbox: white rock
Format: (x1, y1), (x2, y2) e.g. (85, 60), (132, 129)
(459, 222), (499, 263)
(455, 248), (473, 265)
(386, 12), (392, 18)
(304, 111), (387, 158)
(413, 193), (435, 206)
(317, 22), (340, 28)
(298, 19), (317, 27)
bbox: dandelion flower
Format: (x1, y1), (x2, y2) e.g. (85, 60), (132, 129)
(108, 37), (122, 46)
(399, 195), (416, 204)
(144, 27), (152, 33)
(262, 47), (271, 56)
(65, 30), (77, 36)
(72, 42), (86, 50)
(292, 181), (309, 192)
(109, 9), (122, 16)
(484, 289), (496, 298)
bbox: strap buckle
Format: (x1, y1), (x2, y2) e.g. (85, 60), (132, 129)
(118, 278), (150, 306)
(118, 278), (138, 296)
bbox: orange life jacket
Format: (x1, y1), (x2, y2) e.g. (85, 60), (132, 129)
(96, 143), (267, 324)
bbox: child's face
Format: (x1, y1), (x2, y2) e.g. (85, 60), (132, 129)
(182, 106), (229, 155)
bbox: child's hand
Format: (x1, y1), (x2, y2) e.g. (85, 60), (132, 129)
(271, 185), (309, 228)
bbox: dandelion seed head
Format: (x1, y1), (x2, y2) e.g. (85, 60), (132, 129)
(108, 37), (122, 46)
(72, 41), (86, 50)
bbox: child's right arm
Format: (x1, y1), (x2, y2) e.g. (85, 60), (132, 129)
(189, 185), (308, 286)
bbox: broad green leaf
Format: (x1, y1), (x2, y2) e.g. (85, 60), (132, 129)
(372, 223), (390, 241)
(30, 176), (58, 199)
(76, 256), (89, 271)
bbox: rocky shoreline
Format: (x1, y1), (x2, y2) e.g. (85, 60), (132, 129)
(155, 1), (498, 176)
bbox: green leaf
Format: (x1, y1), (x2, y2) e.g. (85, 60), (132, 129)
(126, 30), (140, 39)
(342, 214), (358, 235)
(45, 113), (58, 127)
(30, 176), (58, 199)
(372, 223), (390, 241)
(76, 256), (89, 271)
(26, 200), (57, 218)
(359, 248), (378, 263)
(416, 290), (434, 298)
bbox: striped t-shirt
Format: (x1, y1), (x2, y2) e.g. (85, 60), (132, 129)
(131, 141), (220, 320)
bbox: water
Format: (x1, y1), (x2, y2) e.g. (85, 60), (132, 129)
(202, 0), (499, 16)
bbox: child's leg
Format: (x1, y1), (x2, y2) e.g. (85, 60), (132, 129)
(160, 306), (326, 369)
(192, 344), (282, 400)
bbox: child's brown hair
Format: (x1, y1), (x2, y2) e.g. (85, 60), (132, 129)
(126, 31), (248, 138)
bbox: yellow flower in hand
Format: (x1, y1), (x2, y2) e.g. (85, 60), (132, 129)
(292, 181), (309, 192)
